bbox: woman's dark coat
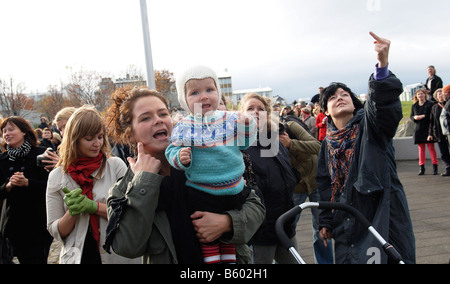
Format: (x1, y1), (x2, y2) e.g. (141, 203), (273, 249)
(317, 72), (416, 264)
(410, 100), (434, 144)
(245, 138), (299, 246)
(0, 147), (52, 249)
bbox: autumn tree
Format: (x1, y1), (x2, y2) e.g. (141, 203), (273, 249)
(154, 70), (176, 107)
(35, 84), (72, 121)
(66, 67), (102, 108)
(0, 77), (34, 117)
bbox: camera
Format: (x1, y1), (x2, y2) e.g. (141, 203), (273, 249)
(37, 148), (56, 168)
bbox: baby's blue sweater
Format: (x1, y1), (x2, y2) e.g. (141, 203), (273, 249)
(165, 111), (256, 196)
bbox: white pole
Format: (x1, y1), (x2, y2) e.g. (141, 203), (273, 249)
(139, 0), (156, 89)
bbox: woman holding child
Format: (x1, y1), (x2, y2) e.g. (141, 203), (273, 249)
(104, 77), (265, 263)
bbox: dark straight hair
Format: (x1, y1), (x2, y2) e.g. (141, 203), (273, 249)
(0, 116), (38, 149)
(320, 82), (364, 115)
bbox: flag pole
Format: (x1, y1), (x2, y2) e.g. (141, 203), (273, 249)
(139, 0), (156, 89)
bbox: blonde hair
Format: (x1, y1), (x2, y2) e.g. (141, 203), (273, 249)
(433, 88), (443, 102)
(54, 107), (77, 124)
(413, 88), (427, 103)
(56, 105), (111, 177)
(239, 93), (277, 133)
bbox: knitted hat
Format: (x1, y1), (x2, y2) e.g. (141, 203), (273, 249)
(176, 65), (222, 113)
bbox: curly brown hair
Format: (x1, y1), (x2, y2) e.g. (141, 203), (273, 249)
(104, 86), (169, 150)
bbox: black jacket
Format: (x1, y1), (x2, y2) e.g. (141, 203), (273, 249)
(0, 146), (52, 246)
(245, 136), (298, 245)
(429, 101), (447, 142)
(411, 100), (434, 144)
(425, 75), (443, 102)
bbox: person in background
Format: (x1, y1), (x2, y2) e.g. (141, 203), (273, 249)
(315, 105), (327, 142)
(301, 107), (317, 139)
(52, 132), (62, 149)
(38, 117), (48, 130)
(429, 88), (450, 176)
(279, 112), (333, 264)
(411, 89), (439, 175)
(40, 127), (57, 151)
(46, 105), (140, 264)
(442, 85), (450, 144)
(41, 107), (77, 172)
(425, 66), (443, 102)
(240, 93), (299, 264)
(317, 32), (415, 264)
(0, 117), (53, 264)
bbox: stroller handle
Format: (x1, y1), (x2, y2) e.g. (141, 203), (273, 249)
(275, 202), (405, 264)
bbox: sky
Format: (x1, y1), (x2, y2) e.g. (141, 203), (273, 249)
(1, 0), (450, 103)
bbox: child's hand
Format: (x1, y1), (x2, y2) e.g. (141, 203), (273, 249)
(237, 112), (253, 126)
(179, 147), (192, 166)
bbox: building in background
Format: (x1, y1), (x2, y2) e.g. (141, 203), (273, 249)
(231, 86), (273, 106)
(115, 74), (147, 89)
(218, 69), (233, 100)
(401, 83), (425, 102)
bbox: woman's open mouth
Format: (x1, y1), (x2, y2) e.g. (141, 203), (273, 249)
(153, 129), (168, 140)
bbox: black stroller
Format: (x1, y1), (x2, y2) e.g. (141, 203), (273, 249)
(275, 202), (405, 264)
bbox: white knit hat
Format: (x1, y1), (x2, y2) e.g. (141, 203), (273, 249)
(176, 65), (222, 113)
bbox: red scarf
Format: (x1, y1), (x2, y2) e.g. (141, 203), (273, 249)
(67, 153), (103, 250)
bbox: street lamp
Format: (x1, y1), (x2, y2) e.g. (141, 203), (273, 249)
(139, 0), (156, 89)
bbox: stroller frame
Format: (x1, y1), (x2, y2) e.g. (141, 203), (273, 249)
(275, 202), (405, 264)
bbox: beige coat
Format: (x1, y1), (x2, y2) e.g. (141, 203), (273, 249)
(286, 121), (321, 194)
(46, 157), (141, 264)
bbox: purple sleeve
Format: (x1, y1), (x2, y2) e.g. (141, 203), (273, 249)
(374, 63), (389, 81)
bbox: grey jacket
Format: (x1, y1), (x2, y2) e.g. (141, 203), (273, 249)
(107, 168), (265, 264)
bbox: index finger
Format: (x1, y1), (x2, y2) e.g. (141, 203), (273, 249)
(369, 31), (381, 42)
(137, 142), (145, 158)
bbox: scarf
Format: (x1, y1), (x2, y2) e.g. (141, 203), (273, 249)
(326, 123), (359, 202)
(7, 140), (32, 161)
(67, 153), (103, 249)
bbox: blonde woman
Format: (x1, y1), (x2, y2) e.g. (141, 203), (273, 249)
(239, 93), (300, 264)
(410, 89), (438, 175)
(46, 105), (140, 264)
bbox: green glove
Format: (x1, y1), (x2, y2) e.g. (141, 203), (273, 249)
(62, 187), (98, 216)
(62, 187), (83, 207)
(68, 195), (98, 216)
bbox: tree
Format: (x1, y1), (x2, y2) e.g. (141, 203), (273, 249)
(0, 77), (34, 117)
(154, 70), (176, 107)
(66, 67), (102, 108)
(35, 84), (71, 120)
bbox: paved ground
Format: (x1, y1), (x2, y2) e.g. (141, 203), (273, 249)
(295, 160), (450, 264)
(44, 160), (449, 264)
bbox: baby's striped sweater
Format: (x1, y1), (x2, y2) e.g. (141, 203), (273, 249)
(165, 111), (256, 196)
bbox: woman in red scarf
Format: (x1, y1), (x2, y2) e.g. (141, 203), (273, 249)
(46, 106), (140, 264)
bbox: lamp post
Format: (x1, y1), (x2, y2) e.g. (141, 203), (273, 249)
(139, 0), (156, 89)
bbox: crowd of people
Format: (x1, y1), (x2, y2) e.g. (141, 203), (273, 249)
(1, 32), (447, 265)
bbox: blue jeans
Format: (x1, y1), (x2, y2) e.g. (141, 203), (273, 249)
(293, 190), (334, 264)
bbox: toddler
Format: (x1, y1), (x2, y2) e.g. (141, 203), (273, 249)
(165, 65), (256, 264)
